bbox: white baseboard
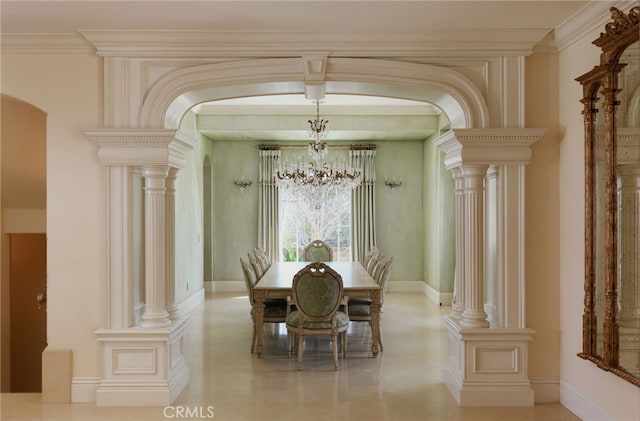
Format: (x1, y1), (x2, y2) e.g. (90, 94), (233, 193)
(388, 280), (452, 306)
(179, 288), (205, 315)
(71, 377), (100, 403)
(530, 377), (559, 403)
(560, 379), (615, 421)
(204, 280), (213, 293)
(424, 282), (453, 306)
(386, 280), (425, 293)
(209, 280), (245, 293)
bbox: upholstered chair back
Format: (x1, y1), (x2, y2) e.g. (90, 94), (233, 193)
(292, 262), (343, 320)
(240, 256), (257, 303)
(303, 240), (333, 262)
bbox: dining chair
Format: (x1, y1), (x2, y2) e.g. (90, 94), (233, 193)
(362, 247), (379, 269)
(240, 256), (288, 353)
(302, 239), (333, 262)
(367, 252), (386, 278)
(253, 246), (271, 270)
(248, 251), (266, 279)
(286, 262), (349, 370)
(348, 257), (393, 351)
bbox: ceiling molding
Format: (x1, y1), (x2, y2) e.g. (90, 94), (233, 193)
(553, 1), (630, 52)
(0, 33), (94, 54)
(78, 28), (551, 58)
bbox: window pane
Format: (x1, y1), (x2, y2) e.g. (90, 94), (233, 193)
(279, 189), (352, 261)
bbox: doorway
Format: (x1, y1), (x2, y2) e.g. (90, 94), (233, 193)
(9, 233), (47, 392)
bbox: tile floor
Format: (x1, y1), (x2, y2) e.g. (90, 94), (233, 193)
(1, 292), (580, 420)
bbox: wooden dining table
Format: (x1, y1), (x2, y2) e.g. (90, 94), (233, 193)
(252, 261), (382, 358)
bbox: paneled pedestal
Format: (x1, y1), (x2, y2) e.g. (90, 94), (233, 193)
(95, 317), (189, 406)
(443, 315), (535, 406)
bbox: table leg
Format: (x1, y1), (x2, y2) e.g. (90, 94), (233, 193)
(253, 290), (265, 357)
(370, 289), (382, 357)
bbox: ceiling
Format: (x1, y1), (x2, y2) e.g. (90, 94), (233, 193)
(1, 1), (591, 143)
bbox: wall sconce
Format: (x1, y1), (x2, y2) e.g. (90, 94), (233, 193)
(234, 177), (252, 193)
(384, 177), (402, 190)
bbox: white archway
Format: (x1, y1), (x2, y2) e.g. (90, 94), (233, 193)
(139, 57), (489, 130)
(91, 54), (545, 407)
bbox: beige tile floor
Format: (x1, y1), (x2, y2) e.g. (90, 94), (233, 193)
(1, 292), (580, 421)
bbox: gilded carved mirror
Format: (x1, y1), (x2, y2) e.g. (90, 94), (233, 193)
(577, 6), (639, 387)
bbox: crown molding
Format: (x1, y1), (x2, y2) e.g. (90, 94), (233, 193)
(78, 28), (550, 58)
(552, 1), (632, 52)
(0, 33), (94, 54)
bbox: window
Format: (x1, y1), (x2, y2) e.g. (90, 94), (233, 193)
(279, 189), (352, 262)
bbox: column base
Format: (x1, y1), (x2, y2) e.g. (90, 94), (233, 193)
(95, 316), (189, 406)
(443, 315), (535, 406)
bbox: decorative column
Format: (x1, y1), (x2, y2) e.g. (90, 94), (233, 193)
(450, 167), (465, 320)
(460, 165), (490, 328)
(434, 128), (544, 407)
(88, 129), (195, 406)
(139, 166), (171, 328)
(165, 167), (180, 320)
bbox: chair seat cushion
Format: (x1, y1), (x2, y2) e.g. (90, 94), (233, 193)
(286, 310), (349, 329)
(348, 301), (372, 317)
(251, 299), (288, 318)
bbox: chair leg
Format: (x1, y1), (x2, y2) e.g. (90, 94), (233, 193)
(343, 331), (347, 358)
(332, 332), (338, 370)
(287, 331), (291, 357)
(297, 333), (304, 370)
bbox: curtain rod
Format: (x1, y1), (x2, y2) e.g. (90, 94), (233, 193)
(258, 143), (376, 151)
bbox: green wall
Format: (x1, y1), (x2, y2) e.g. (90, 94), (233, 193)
(176, 113), (455, 296)
(422, 134), (455, 297)
(175, 111), (213, 301)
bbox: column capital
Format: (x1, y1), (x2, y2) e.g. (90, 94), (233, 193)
(85, 129), (197, 168)
(433, 128), (546, 169)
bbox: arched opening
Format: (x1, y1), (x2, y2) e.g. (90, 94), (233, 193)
(92, 56), (494, 406)
(0, 94), (48, 393)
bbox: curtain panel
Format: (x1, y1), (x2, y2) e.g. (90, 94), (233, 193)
(258, 148), (280, 262)
(350, 147), (377, 262)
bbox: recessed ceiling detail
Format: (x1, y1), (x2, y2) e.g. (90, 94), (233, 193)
(193, 94), (443, 142)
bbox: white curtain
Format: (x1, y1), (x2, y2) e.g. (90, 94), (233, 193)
(350, 147), (377, 262)
(258, 148), (280, 262)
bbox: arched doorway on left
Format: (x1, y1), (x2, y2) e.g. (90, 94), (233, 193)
(1, 95), (48, 393)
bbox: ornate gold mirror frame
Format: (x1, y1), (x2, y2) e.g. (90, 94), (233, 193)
(576, 6), (639, 387)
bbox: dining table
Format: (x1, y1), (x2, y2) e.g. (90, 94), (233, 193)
(252, 261), (382, 358)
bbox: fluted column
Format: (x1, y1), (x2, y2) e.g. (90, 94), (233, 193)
(140, 166), (171, 328)
(460, 165), (490, 328)
(450, 167), (465, 320)
(165, 167), (180, 320)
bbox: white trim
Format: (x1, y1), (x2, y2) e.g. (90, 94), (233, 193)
(80, 29), (547, 58)
(178, 288), (205, 315)
(559, 379), (615, 421)
(424, 282), (453, 306)
(71, 377), (101, 403)
(530, 376), (560, 403)
(386, 280), (425, 294)
(1, 33), (94, 53)
(132, 57), (488, 129)
(553, 1), (630, 52)
(210, 280), (245, 293)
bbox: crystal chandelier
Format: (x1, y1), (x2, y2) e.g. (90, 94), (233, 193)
(276, 100), (361, 207)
